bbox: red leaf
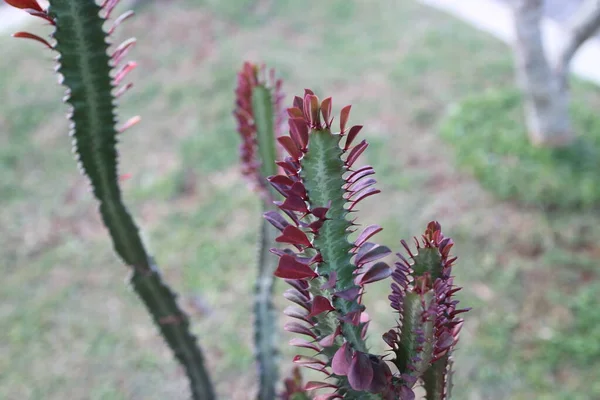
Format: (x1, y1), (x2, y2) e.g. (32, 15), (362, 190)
(5, 0), (43, 12)
(320, 271), (337, 290)
(289, 181), (307, 198)
(320, 97), (332, 127)
(263, 210), (290, 232)
(311, 205), (330, 219)
(354, 225), (382, 249)
(347, 178), (377, 197)
(344, 125), (363, 150)
(358, 262), (391, 285)
(283, 288), (311, 310)
(347, 352), (374, 391)
(334, 287), (361, 301)
(278, 136), (303, 160)
(289, 338), (321, 352)
(308, 295), (335, 318)
(339, 105), (351, 134)
(283, 306), (309, 321)
(279, 195), (309, 214)
(274, 255), (318, 280)
(276, 225), (312, 248)
(347, 187), (381, 211)
(355, 243), (391, 265)
(345, 139), (368, 167)
(331, 342), (353, 375)
(268, 174), (294, 196)
(12, 32), (52, 50)
(287, 106), (303, 118)
(289, 117), (309, 150)
(293, 355), (327, 366)
(318, 326), (341, 347)
(284, 322), (316, 338)
(345, 165), (375, 185)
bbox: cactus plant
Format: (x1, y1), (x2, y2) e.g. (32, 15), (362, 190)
(234, 62), (285, 400)
(4, 1), (470, 398)
(263, 90), (469, 399)
(4, 1), (215, 399)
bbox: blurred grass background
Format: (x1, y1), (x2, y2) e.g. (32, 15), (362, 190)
(1, 0), (599, 399)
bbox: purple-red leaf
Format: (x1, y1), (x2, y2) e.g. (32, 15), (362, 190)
(321, 271), (337, 290)
(274, 255), (318, 280)
(320, 97), (332, 127)
(345, 139), (368, 167)
(263, 210), (290, 232)
(12, 32), (52, 50)
(283, 306), (309, 321)
(347, 187), (381, 211)
(276, 225), (312, 248)
(5, 0), (43, 11)
(358, 262), (391, 285)
(289, 338), (321, 352)
(334, 286), (361, 301)
(279, 195), (309, 214)
(289, 117), (309, 149)
(347, 352), (374, 391)
(339, 105), (351, 134)
(311, 206), (330, 220)
(355, 244), (391, 265)
(354, 225), (383, 249)
(308, 296), (335, 318)
(278, 136), (303, 160)
(284, 322), (316, 338)
(331, 342), (353, 375)
(344, 125), (363, 150)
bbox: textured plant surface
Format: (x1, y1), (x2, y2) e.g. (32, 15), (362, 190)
(5, 1), (215, 399)
(234, 61), (285, 400)
(265, 91), (468, 399)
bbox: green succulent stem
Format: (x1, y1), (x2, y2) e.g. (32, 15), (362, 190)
(423, 355), (450, 400)
(300, 129), (366, 353)
(255, 218), (280, 400)
(252, 85), (278, 185)
(395, 291), (435, 376)
(48, 1), (215, 398)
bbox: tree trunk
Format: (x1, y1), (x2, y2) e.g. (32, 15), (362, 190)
(512, 0), (573, 147)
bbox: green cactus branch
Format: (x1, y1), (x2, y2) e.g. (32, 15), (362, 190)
(3, 1), (217, 398)
(235, 62), (284, 400)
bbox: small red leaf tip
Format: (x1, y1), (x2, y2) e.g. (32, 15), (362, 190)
(117, 115), (141, 133)
(5, 0), (43, 12)
(12, 32), (53, 50)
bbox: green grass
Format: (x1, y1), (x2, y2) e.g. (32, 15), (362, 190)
(440, 89), (600, 209)
(1, 0), (600, 399)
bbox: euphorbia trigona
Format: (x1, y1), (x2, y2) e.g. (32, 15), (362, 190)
(265, 91), (469, 399)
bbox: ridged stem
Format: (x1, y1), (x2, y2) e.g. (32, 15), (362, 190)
(255, 218), (280, 400)
(48, 1), (215, 398)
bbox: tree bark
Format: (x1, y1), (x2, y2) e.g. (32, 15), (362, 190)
(512, 0), (572, 147)
(512, 0), (600, 147)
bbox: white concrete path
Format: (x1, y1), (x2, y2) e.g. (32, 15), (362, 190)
(418, 0), (600, 86)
